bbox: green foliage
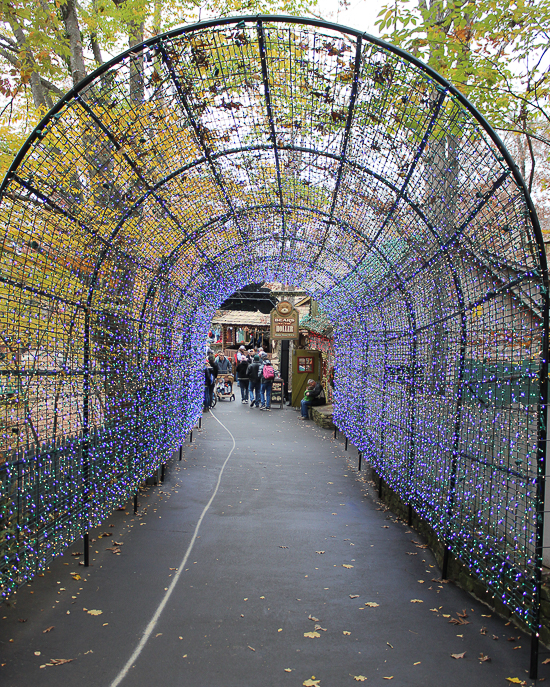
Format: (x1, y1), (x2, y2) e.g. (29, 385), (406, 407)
(375, 0), (550, 172)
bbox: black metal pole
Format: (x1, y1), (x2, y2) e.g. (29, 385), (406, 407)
(530, 632), (539, 680)
(408, 504), (413, 527)
(199, 417), (202, 429)
(84, 532), (90, 567)
(134, 491), (138, 514)
(345, 437), (348, 451)
(333, 426), (337, 439)
(179, 445), (183, 461)
(357, 452), (362, 471)
(189, 430), (193, 443)
(442, 547), (450, 579)
(378, 476), (382, 498)
(161, 464), (165, 482)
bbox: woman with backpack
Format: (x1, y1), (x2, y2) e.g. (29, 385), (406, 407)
(259, 359), (275, 410)
(203, 357), (216, 411)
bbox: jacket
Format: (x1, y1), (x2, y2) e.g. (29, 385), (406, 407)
(247, 361), (263, 382)
(216, 357), (231, 374)
(236, 359), (249, 381)
(304, 382), (324, 405)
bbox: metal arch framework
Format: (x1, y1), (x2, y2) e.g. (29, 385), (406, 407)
(0, 15), (548, 677)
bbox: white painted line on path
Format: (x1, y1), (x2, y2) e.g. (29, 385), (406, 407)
(109, 410), (235, 687)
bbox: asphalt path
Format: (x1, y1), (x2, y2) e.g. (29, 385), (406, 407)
(0, 398), (547, 686)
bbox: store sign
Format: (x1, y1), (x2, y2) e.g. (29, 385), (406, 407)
(270, 300), (299, 340)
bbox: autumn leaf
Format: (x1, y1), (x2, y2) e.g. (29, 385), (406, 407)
(506, 680), (526, 685)
(314, 624), (327, 632)
(315, 551), (325, 554)
(342, 564), (354, 569)
(71, 574), (81, 581)
(410, 599), (423, 603)
(542, 658), (550, 665)
(383, 678), (394, 681)
(304, 631), (321, 638)
(479, 653), (491, 662)
(43, 626), (54, 633)
(303, 677), (321, 686)
(308, 615), (320, 622)
(49, 658), (73, 665)
(247, 646), (255, 651)
(353, 676), (367, 682)
(87, 610), (103, 616)
(451, 652), (466, 659)
(365, 602), (379, 607)
(349, 594), (360, 599)
(343, 630), (351, 635)
(284, 668), (292, 672)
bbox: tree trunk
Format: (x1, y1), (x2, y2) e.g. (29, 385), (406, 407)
(4, 6), (48, 110)
(59, 0), (87, 85)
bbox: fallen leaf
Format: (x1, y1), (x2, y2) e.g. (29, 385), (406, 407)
(247, 645), (255, 651)
(451, 652), (466, 659)
(364, 602), (379, 608)
(343, 630), (351, 635)
(457, 609), (468, 618)
(480, 627), (487, 635)
(316, 551), (325, 554)
(387, 642), (393, 648)
(304, 631), (321, 638)
(279, 546), (288, 549)
(18, 618), (27, 623)
(308, 615), (320, 622)
(413, 662), (421, 665)
(342, 564), (354, 569)
(442, 614), (451, 618)
(72, 575), (81, 581)
(383, 678), (394, 681)
(278, 628), (283, 632)
(43, 627), (54, 633)
(314, 624), (327, 632)
(34, 651), (41, 656)
(410, 599), (423, 603)
(506, 679), (526, 685)
(353, 677), (368, 682)
(303, 678), (321, 687)
(48, 657), (68, 667)
(542, 658), (550, 665)
(284, 668), (292, 672)
(87, 610), (103, 616)
(349, 595), (360, 599)
(479, 653), (491, 662)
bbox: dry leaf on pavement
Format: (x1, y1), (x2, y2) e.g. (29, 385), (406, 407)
(303, 677), (320, 686)
(349, 595), (359, 599)
(479, 653), (491, 662)
(49, 658), (73, 665)
(365, 602), (379, 608)
(308, 615), (320, 622)
(284, 668), (292, 672)
(247, 646), (255, 651)
(353, 676), (367, 682)
(314, 624), (327, 632)
(43, 626), (54, 633)
(410, 599), (423, 603)
(304, 632), (321, 639)
(506, 679), (526, 685)
(451, 652), (466, 659)
(342, 564), (354, 569)
(87, 610), (103, 616)
(316, 551), (325, 554)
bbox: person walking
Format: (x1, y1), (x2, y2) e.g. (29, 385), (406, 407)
(259, 358), (275, 410)
(247, 354), (263, 408)
(216, 352), (231, 375)
(236, 355), (250, 404)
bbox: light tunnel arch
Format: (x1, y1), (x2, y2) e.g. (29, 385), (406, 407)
(0, 15), (547, 641)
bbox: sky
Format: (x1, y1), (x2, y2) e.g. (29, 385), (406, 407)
(309, 0), (387, 35)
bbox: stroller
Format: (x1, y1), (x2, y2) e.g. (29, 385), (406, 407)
(215, 374), (235, 402)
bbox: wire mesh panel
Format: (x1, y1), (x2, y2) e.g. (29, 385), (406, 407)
(0, 16), (547, 643)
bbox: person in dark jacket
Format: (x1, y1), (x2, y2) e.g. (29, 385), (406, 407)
(301, 379), (324, 419)
(247, 354), (263, 408)
(204, 358), (216, 411)
(236, 356), (250, 403)
(216, 352), (231, 375)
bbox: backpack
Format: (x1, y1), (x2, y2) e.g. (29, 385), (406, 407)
(262, 364), (275, 380)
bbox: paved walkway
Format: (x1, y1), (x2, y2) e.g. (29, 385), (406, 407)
(1, 400), (547, 686)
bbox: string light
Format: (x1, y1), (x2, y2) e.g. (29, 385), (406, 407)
(0, 18), (546, 647)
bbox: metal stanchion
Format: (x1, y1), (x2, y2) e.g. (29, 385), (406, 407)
(357, 452), (362, 471)
(84, 532), (90, 567)
(179, 445), (183, 461)
(345, 437), (348, 451)
(161, 464), (165, 482)
(189, 430), (193, 443)
(134, 491), (138, 514)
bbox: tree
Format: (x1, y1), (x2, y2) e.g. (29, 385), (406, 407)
(375, 0), (550, 195)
